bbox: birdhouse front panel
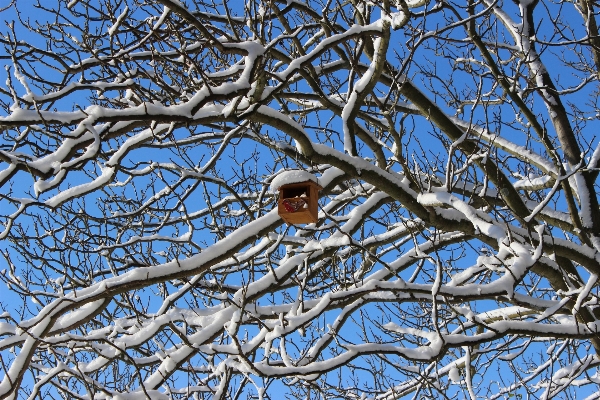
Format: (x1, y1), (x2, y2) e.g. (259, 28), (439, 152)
(278, 181), (321, 224)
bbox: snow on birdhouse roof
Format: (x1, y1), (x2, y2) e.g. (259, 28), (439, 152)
(269, 170), (318, 192)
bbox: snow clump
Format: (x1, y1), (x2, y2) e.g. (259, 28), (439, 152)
(270, 170), (318, 192)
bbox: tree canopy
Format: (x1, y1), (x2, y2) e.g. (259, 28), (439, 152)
(2, 0), (600, 398)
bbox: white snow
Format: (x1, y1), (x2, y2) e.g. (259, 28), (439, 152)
(108, 7), (129, 36)
(270, 170), (318, 192)
(448, 365), (460, 383)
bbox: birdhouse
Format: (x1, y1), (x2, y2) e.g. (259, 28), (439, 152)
(277, 180), (322, 225)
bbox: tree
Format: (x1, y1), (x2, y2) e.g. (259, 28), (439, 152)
(1, 0), (600, 398)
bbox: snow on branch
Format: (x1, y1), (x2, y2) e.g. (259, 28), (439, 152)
(1, 0), (600, 399)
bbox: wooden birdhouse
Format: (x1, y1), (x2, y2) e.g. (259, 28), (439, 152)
(277, 180), (322, 225)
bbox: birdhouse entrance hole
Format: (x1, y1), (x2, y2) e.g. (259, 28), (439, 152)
(278, 180), (321, 225)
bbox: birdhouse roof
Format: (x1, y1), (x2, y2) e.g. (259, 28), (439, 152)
(270, 170), (319, 192)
